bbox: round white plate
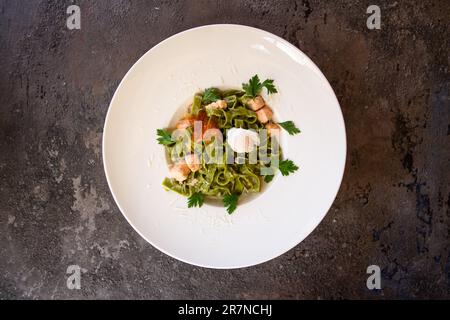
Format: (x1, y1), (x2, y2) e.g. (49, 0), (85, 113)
(103, 24), (346, 269)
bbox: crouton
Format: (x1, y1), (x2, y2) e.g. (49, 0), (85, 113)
(185, 154), (201, 172)
(169, 161), (190, 182)
(246, 96), (265, 111)
(256, 106), (273, 123)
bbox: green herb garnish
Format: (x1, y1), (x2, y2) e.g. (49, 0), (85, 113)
(278, 159), (299, 176)
(278, 121), (301, 135)
(242, 75), (278, 97)
(156, 129), (175, 146)
(187, 192), (204, 208)
(264, 175), (275, 183)
(202, 87), (221, 104)
(261, 79), (277, 94)
(223, 194), (239, 214)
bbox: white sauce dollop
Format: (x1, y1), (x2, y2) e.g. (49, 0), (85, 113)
(226, 128), (260, 153)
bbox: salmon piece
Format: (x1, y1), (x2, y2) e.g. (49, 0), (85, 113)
(176, 117), (194, 130)
(256, 106), (273, 123)
(205, 99), (227, 110)
(247, 96), (265, 111)
(185, 154), (201, 172)
(169, 161), (190, 182)
(265, 122), (280, 135)
(192, 111), (219, 143)
(203, 128), (223, 144)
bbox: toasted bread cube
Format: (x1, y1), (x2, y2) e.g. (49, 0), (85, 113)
(185, 154), (201, 172)
(247, 96), (265, 111)
(169, 161), (190, 182)
(256, 106), (273, 123)
(265, 122), (280, 135)
(205, 99), (227, 110)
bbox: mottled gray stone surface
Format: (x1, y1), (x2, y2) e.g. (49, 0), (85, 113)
(0, 0), (449, 299)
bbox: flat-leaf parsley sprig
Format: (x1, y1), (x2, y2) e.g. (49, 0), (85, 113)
(156, 129), (175, 146)
(264, 159), (298, 183)
(223, 194), (239, 214)
(264, 174), (275, 183)
(278, 121), (301, 135)
(278, 159), (299, 176)
(242, 74), (278, 98)
(187, 192), (204, 208)
(202, 87), (222, 104)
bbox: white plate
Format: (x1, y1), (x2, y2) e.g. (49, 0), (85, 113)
(103, 25), (346, 269)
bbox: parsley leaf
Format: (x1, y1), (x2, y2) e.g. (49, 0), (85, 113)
(278, 159), (299, 176)
(242, 75), (278, 97)
(278, 121), (301, 135)
(264, 175), (275, 183)
(262, 79), (278, 94)
(156, 129), (175, 146)
(223, 194), (239, 214)
(202, 87), (221, 104)
(187, 192), (204, 208)
(242, 75), (262, 97)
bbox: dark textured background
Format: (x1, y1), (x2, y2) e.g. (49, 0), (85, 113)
(0, 0), (449, 299)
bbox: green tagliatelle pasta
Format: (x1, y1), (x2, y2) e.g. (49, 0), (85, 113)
(206, 106), (261, 130)
(162, 154), (262, 198)
(157, 76), (300, 214)
(162, 88), (275, 200)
